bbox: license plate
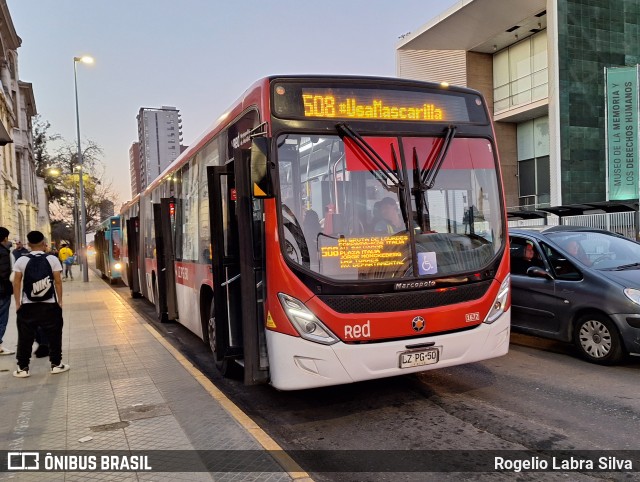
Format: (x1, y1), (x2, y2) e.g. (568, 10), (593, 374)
(399, 348), (440, 368)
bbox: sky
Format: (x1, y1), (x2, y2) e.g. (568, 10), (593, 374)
(8, 0), (458, 206)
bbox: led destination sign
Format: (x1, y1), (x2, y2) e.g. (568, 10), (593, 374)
(303, 94), (445, 121)
(273, 82), (488, 123)
(320, 235), (408, 270)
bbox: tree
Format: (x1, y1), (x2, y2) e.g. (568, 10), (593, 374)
(33, 115), (59, 177)
(34, 118), (120, 241)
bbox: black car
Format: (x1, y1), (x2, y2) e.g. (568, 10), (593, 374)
(509, 226), (640, 364)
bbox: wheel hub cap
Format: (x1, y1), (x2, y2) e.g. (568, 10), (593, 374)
(579, 320), (611, 358)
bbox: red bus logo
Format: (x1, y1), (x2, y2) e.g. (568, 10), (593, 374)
(412, 316), (425, 332)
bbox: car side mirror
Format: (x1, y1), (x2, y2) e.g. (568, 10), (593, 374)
(526, 266), (553, 280)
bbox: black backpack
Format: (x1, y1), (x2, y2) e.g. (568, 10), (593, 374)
(23, 253), (56, 302)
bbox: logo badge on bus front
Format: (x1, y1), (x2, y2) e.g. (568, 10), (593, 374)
(411, 316), (425, 332)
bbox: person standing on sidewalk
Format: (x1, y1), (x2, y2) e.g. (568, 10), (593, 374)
(58, 243), (74, 280)
(0, 227), (15, 356)
(12, 231), (70, 378)
(11, 240), (29, 262)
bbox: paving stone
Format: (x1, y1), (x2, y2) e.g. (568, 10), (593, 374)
(0, 274), (293, 481)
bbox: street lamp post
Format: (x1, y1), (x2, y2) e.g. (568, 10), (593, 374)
(72, 167), (81, 263)
(73, 55), (94, 283)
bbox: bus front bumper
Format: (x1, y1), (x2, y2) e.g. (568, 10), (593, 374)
(266, 308), (510, 390)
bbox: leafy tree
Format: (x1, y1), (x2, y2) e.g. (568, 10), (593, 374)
(33, 118), (119, 240)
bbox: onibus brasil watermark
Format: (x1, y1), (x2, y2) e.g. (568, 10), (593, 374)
(7, 452), (151, 471)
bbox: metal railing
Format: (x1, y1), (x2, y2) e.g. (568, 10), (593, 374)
(508, 211), (637, 240)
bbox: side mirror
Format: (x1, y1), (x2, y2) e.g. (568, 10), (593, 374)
(250, 138), (273, 198)
(526, 266), (553, 280)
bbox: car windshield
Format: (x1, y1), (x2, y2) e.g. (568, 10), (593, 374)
(276, 133), (504, 281)
(547, 231), (640, 269)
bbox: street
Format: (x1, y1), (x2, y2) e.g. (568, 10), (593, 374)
(112, 283), (640, 481)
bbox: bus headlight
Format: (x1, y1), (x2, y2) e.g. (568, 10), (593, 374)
(114, 262), (122, 270)
(278, 293), (338, 345)
(484, 275), (510, 324)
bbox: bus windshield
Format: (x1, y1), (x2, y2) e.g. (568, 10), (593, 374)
(277, 133), (503, 281)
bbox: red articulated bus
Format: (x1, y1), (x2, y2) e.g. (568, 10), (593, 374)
(120, 76), (511, 390)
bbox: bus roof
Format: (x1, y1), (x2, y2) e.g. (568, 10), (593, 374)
(136, 75), (485, 197)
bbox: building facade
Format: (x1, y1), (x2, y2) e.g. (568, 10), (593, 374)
(0, 1), (47, 241)
(0, 1), (20, 236)
(99, 199), (115, 221)
(129, 141), (141, 197)
(136, 106), (182, 190)
(397, 0), (640, 209)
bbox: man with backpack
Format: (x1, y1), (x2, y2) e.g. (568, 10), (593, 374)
(12, 231), (70, 378)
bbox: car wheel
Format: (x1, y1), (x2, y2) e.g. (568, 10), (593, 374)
(574, 314), (623, 365)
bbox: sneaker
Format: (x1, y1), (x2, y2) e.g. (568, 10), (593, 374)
(34, 344), (50, 358)
(0, 346), (15, 355)
(13, 367), (30, 378)
(51, 363), (70, 374)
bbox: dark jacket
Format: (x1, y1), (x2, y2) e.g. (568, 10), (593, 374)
(12, 247), (28, 262)
(0, 243), (12, 296)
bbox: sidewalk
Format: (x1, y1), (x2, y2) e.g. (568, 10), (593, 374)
(0, 271), (303, 481)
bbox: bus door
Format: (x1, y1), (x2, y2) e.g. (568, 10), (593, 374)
(208, 164), (243, 369)
(125, 216), (142, 296)
(152, 199), (178, 322)
(95, 230), (105, 274)
(208, 124), (269, 383)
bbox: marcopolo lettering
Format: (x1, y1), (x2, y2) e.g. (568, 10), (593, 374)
(394, 280), (436, 290)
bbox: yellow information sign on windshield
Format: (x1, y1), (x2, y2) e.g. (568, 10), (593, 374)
(320, 235), (408, 269)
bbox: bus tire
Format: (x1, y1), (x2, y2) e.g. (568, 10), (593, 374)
(208, 299), (239, 378)
(154, 279), (169, 323)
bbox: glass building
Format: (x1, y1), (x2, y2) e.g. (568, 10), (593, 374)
(397, 0), (640, 209)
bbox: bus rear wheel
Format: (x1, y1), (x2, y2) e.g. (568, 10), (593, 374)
(208, 300), (238, 378)
(154, 279), (168, 323)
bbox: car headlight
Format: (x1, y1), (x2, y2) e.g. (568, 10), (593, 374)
(278, 293), (338, 345)
(113, 262), (122, 270)
(484, 275), (510, 324)
(624, 288), (640, 305)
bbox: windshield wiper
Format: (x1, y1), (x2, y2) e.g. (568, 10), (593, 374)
(412, 125), (457, 232)
(336, 123), (403, 188)
(610, 262), (640, 271)
(336, 122), (408, 225)
(421, 125), (457, 189)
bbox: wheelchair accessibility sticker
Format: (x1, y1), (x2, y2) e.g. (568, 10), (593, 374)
(418, 252), (438, 275)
